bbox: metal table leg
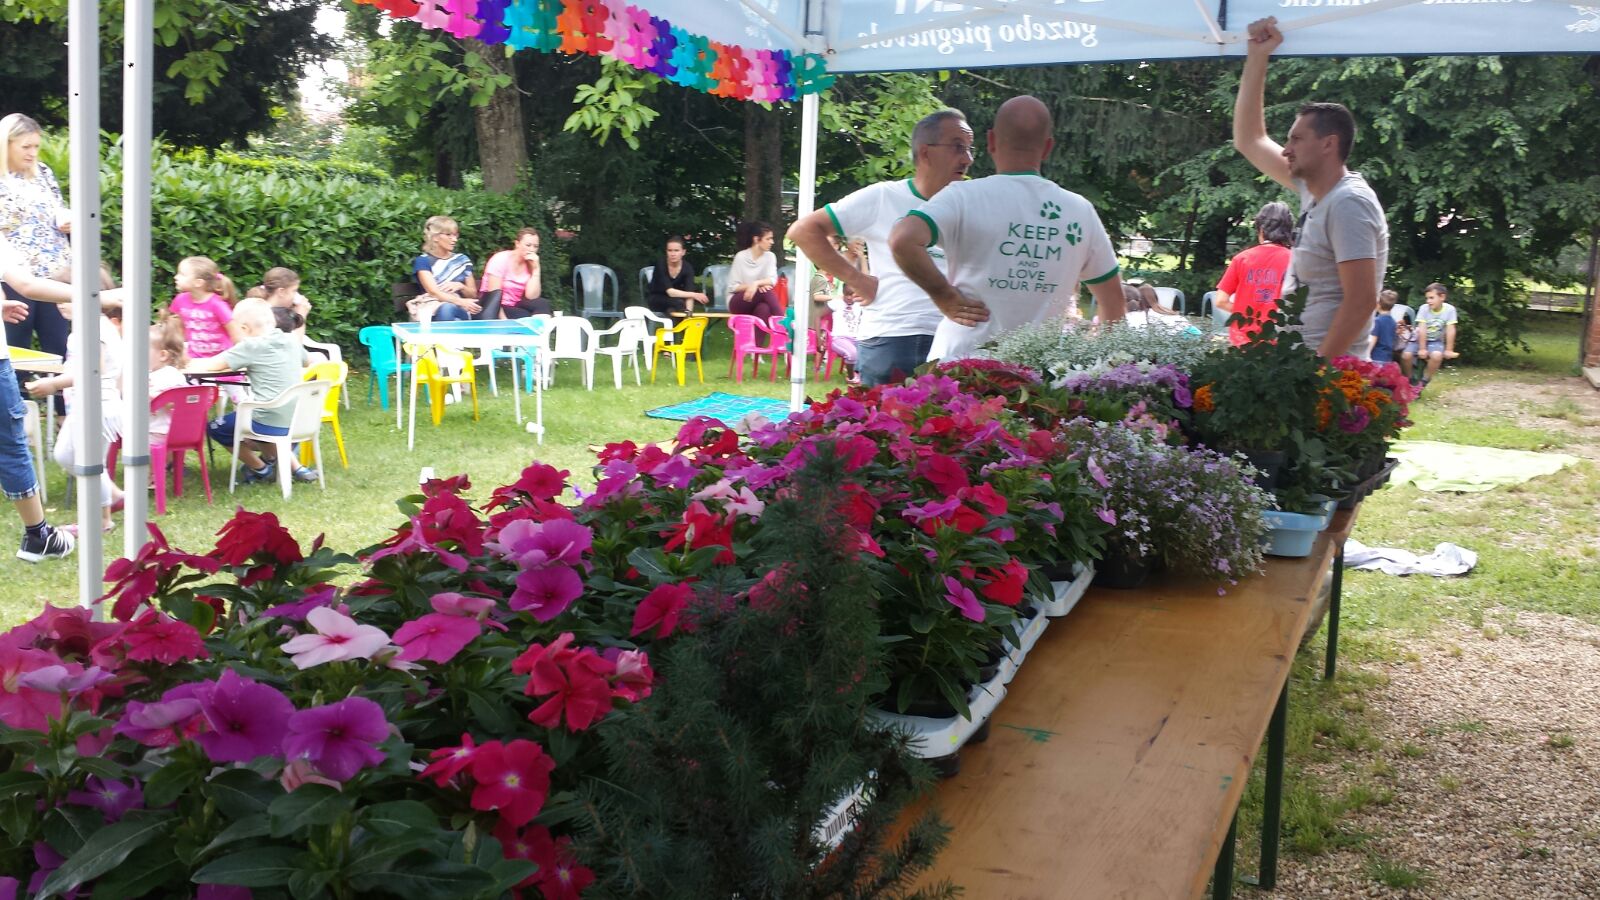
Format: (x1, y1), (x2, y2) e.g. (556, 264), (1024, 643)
(1325, 545), (1345, 681)
(1242, 680), (1289, 889)
(1214, 811), (1238, 900)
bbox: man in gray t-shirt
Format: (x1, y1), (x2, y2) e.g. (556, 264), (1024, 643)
(1232, 16), (1387, 360)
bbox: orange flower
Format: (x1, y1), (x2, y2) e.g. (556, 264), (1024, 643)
(1316, 398), (1332, 430)
(1193, 384), (1215, 413)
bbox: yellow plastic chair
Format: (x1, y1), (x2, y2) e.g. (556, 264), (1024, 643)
(299, 361), (350, 469)
(650, 317), (708, 386)
(406, 343), (480, 425)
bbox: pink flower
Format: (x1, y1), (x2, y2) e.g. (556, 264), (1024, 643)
(430, 592), (497, 620)
(0, 637), (63, 731)
(279, 758), (343, 792)
(508, 565), (584, 622)
(283, 697), (390, 782)
(114, 695), (204, 747)
(942, 576), (985, 623)
(1086, 455), (1111, 489)
(603, 648), (655, 703)
(1096, 507), (1118, 526)
(194, 670), (295, 763)
(630, 583), (693, 639)
(366, 516), (468, 572)
(281, 607), (392, 669)
(394, 614), (482, 664)
(16, 664), (111, 697)
(487, 519), (593, 569)
(469, 739), (555, 828)
(116, 610), (208, 664)
(917, 455), (970, 495)
(421, 733), (479, 787)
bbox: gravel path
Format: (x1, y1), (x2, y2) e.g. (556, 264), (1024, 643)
(1279, 610), (1600, 897)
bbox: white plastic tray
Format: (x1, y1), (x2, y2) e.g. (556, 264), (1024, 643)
(1002, 610), (1050, 683)
(1040, 561), (1095, 618)
(869, 672), (1009, 759)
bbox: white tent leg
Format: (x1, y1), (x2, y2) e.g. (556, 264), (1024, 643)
(69, 0), (104, 610)
(789, 90), (820, 413)
(122, 0), (154, 559)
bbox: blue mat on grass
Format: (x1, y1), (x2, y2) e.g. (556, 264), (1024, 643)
(645, 392), (793, 423)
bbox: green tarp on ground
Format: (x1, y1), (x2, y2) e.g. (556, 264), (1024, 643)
(1388, 440), (1580, 493)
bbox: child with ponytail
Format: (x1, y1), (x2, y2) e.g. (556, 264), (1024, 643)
(167, 256), (240, 362)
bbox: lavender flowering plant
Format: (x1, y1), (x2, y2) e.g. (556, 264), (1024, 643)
(1053, 361), (1193, 439)
(1060, 419), (1273, 587)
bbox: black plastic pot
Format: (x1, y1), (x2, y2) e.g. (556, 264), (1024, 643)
(1241, 448), (1287, 491)
(1093, 549), (1153, 590)
(1039, 559), (1078, 582)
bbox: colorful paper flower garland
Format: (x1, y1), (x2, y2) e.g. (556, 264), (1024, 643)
(358, 0), (835, 99)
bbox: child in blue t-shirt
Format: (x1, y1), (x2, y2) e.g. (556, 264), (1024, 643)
(1370, 291), (1400, 362)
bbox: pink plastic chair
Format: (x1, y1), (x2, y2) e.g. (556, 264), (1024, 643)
(766, 317), (820, 380)
(107, 385), (219, 515)
(727, 315), (783, 383)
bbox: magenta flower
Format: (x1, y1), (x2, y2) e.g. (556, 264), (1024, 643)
(262, 584), (339, 621)
(1337, 406), (1372, 434)
(283, 696), (390, 782)
(281, 607), (393, 669)
(942, 576), (985, 623)
(902, 497), (960, 525)
(394, 614), (482, 664)
(649, 454), (699, 490)
(508, 565), (584, 622)
(431, 592), (498, 621)
(1086, 455), (1111, 489)
(487, 519), (593, 569)
(195, 670), (294, 763)
(114, 696), (205, 748)
(66, 776), (143, 823)
(1096, 507), (1119, 526)
(366, 516), (468, 572)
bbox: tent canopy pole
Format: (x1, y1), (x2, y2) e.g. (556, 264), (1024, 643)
(68, 0), (104, 610)
(122, 0), (154, 560)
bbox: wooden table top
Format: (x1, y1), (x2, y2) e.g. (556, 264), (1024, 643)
(896, 525), (1348, 900)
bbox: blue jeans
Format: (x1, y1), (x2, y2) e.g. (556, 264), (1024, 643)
(208, 411), (290, 451)
(0, 360), (39, 500)
(432, 302), (472, 322)
(857, 334), (935, 387)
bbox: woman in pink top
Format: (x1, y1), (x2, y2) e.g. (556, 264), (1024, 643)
(482, 228), (550, 319)
(167, 256), (241, 360)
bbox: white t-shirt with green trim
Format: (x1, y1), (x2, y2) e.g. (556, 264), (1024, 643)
(823, 179), (948, 341)
(912, 172), (1118, 361)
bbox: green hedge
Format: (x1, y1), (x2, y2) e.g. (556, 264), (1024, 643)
(46, 139), (568, 352)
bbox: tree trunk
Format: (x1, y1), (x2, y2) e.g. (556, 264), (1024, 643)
(470, 39), (528, 195)
(741, 104), (785, 254)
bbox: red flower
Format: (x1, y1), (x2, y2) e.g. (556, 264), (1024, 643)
(630, 583), (693, 639)
(597, 440), (638, 463)
(512, 634), (617, 732)
(101, 525), (221, 621)
(468, 739), (554, 828)
(527, 826), (595, 899)
(111, 610), (208, 665)
(489, 463), (570, 509)
(419, 491), (486, 556)
(212, 510), (303, 568)
(834, 484), (880, 531)
(420, 473), (472, 498)
(961, 483), (1008, 517)
(918, 503), (988, 536)
(421, 733), (479, 787)
(917, 455), (970, 495)
(661, 502), (735, 565)
(978, 559), (1028, 607)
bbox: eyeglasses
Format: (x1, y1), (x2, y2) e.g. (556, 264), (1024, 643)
(926, 143), (979, 159)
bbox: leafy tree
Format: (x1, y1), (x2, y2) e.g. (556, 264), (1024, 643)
(0, 0), (331, 148)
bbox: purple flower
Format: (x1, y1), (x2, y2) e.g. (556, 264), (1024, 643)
(509, 565), (584, 621)
(902, 497), (960, 525)
(823, 396), (868, 423)
(1173, 383), (1193, 407)
(283, 696), (389, 782)
(17, 664), (112, 697)
(262, 584), (339, 621)
(1096, 507), (1119, 526)
(1086, 455), (1110, 489)
(0, 876), (18, 900)
(1337, 406), (1371, 434)
(942, 576), (985, 623)
(66, 776), (143, 823)
(114, 695), (204, 747)
(195, 670), (295, 764)
(28, 843), (66, 899)
(649, 455), (699, 490)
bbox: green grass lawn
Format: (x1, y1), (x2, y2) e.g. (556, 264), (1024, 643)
(0, 325), (796, 625)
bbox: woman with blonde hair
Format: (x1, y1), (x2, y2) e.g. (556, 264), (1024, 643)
(409, 215), (480, 321)
(1, 113), (73, 388)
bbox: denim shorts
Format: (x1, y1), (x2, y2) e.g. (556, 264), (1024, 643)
(0, 359), (40, 500)
(208, 411), (291, 448)
(857, 334), (935, 387)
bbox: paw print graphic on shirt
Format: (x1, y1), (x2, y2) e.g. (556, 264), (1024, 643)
(1040, 201), (1062, 220)
(1063, 221), (1083, 246)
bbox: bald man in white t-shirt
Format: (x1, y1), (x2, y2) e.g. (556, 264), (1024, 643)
(889, 96), (1126, 362)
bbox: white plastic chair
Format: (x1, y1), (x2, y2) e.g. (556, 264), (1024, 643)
(702, 264), (732, 311)
(594, 318), (648, 388)
(1153, 286), (1187, 316)
(572, 265), (622, 321)
(638, 266), (654, 303)
(537, 316), (597, 390)
(228, 380), (332, 500)
(301, 337), (350, 409)
(624, 306), (674, 370)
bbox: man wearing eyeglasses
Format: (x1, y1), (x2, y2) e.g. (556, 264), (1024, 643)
(1234, 16), (1388, 360)
(887, 95), (1126, 363)
(787, 108), (985, 385)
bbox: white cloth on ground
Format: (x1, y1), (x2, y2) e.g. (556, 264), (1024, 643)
(1342, 538), (1477, 576)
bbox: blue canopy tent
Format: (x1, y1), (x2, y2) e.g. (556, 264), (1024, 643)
(60, 0), (1599, 605)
